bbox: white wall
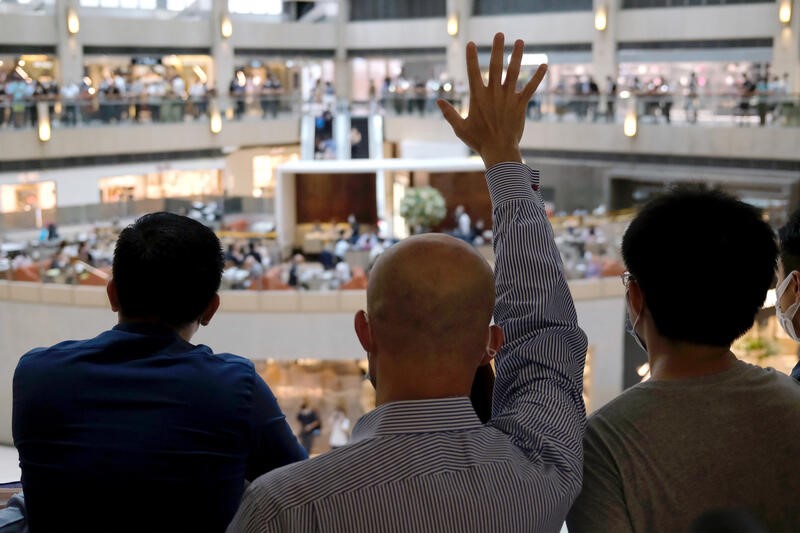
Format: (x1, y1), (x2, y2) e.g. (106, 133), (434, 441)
(0, 4), (780, 52)
(385, 117), (800, 163)
(0, 119), (300, 162)
(0, 158), (225, 208)
(0, 280), (626, 445)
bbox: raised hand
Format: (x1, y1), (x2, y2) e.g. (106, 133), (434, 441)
(437, 33), (548, 168)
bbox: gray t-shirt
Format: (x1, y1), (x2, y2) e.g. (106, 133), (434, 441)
(567, 359), (800, 532)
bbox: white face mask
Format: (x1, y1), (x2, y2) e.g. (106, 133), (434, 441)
(776, 271), (800, 342)
(625, 292), (648, 353)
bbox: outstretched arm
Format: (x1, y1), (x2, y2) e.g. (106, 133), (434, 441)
(440, 34), (588, 497)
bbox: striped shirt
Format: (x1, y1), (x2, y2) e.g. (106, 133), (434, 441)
(227, 163), (588, 533)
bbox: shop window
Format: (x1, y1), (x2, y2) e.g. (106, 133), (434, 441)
(253, 150), (299, 199)
(621, 0), (774, 7)
(473, 0), (592, 15)
(79, 0), (211, 10)
(228, 0), (282, 15)
(350, 0), (445, 20)
(0, 181), (57, 214)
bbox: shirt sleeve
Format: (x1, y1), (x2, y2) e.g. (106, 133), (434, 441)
(566, 420), (634, 532)
(486, 162), (588, 497)
(246, 374), (308, 481)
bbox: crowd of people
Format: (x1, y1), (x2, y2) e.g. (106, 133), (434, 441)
(2, 34), (800, 533)
(0, 65), (295, 128)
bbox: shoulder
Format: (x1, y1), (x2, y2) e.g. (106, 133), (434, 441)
(16, 336), (98, 369)
(243, 440), (374, 518)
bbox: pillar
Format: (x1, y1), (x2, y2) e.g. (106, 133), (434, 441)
(592, 0), (619, 97)
(445, 0), (472, 90)
(211, 0), (235, 112)
(772, 0), (800, 93)
(55, 0), (83, 86)
(334, 0), (351, 104)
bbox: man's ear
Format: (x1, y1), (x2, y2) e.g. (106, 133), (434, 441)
(480, 324), (504, 366)
(106, 280), (120, 313)
(200, 293), (221, 327)
(354, 310), (372, 352)
(628, 279), (646, 318)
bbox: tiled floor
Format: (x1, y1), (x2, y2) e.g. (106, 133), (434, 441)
(0, 446), (20, 484)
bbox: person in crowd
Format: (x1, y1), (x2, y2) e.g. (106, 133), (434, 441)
(453, 204), (472, 242)
(327, 404), (351, 450)
(246, 241), (263, 264)
(566, 188), (800, 531)
(287, 253), (304, 288)
(296, 400), (321, 454)
(685, 71), (699, 124)
(228, 34), (587, 532)
(605, 75), (617, 123)
(13, 212), (306, 533)
(775, 208), (800, 381)
(189, 76), (208, 118)
(261, 73), (283, 119)
(334, 229), (350, 261)
(347, 213), (360, 244)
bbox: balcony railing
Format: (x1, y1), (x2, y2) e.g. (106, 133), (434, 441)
(358, 91), (800, 127)
(3, 92), (800, 132)
(0, 94), (303, 130)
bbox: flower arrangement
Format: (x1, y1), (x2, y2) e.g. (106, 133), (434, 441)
(399, 187), (447, 234)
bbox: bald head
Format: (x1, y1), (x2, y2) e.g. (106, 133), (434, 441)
(367, 234), (495, 361)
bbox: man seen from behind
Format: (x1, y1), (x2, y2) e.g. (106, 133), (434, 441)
(228, 34), (588, 533)
(13, 213), (307, 533)
(567, 189), (800, 531)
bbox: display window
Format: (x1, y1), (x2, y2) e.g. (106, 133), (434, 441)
(0, 55), (57, 85)
(0, 181), (57, 214)
(253, 147), (300, 199)
(98, 169), (222, 203)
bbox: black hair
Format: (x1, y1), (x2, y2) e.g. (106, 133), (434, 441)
(112, 212), (224, 328)
(778, 208), (800, 275)
(622, 186), (776, 347)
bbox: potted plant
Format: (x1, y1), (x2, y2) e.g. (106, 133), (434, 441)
(399, 187), (447, 234)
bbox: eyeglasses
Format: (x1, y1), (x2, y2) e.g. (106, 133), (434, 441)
(620, 271), (635, 288)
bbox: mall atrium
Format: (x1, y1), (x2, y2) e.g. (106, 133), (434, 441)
(0, 0), (799, 530)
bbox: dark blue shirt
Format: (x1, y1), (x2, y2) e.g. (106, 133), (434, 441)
(12, 323), (306, 533)
(792, 360), (800, 382)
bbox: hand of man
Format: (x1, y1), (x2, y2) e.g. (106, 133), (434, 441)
(437, 33), (547, 168)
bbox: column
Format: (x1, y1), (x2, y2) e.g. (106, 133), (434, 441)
(772, 0), (800, 93)
(55, 0), (83, 86)
(445, 0), (472, 91)
(592, 0), (619, 102)
(334, 0), (351, 104)
(211, 0), (235, 112)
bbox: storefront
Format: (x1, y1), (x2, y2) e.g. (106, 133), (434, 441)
(83, 53), (214, 94)
(98, 168), (222, 203)
(0, 180), (57, 214)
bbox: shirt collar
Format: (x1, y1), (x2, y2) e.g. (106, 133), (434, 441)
(351, 397), (482, 442)
(112, 322), (182, 338)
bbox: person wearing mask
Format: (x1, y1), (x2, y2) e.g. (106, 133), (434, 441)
(567, 189), (800, 531)
(775, 208), (800, 381)
(228, 34), (587, 533)
(13, 213), (306, 533)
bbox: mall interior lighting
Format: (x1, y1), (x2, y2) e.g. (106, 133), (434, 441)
(220, 14), (233, 39)
(594, 5), (608, 32)
(210, 109), (222, 134)
(67, 7), (80, 35)
(624, 111), (638, 138)
(446, 13), (459, 37)
(779, 0), (792, 24)
(38, 107), (51, 143)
